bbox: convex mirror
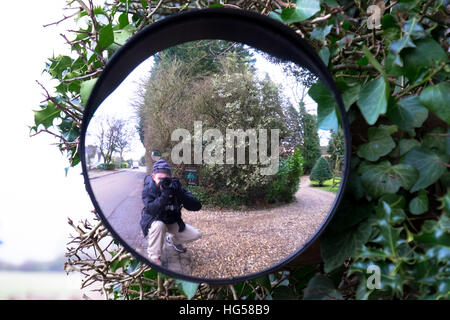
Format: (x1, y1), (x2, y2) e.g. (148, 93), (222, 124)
(81, 8), (351, 284)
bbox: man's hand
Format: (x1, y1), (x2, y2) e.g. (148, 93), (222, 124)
(172, 177), (183, 197)
(160, 186), (171, 199)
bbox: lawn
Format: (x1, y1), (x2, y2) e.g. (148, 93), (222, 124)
(309, 177), (341, 194)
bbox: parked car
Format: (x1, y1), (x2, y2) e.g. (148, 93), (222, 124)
(132, 161), (139, 169)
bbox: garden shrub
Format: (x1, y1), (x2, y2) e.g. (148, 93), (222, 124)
(310, 157), (333, 186)
(266, 147), (304, 204)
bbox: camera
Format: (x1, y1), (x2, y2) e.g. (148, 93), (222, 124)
(159, 177), (181, 194)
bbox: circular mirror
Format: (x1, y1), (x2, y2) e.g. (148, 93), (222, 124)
(80, 8), (350, 284)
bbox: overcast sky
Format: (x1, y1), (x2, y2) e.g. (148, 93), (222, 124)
(0, 2), (334, 266)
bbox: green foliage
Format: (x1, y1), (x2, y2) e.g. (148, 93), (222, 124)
(298, 103), (322, 173)
(37, 0), (449, 300)
(310, 156), (332, 185)
(266, 147), (304, 203)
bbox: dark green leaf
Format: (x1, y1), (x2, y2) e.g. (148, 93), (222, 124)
(357, 126), (397, 161)
(402, 38), (447, 83)
(272, 286), (297, 299)
(399, 139), (421, 156)
(320, 0), (339, 6)
(80, 78), (98, 106)
(308, 81), (338, 132)
(409, 190), (429, 215)
(98, 23), (114, 49)
(321, 216), (375, 272)
(303, 275), (343, 300)
(423, 128), (449, 155)
(386, 96), (428, 131)
(379, 193), (406, 209)
(118, 12), (129, 28)
(341, 83), (361, 111)
(419, 82), (450, 125)
(34, 102), (61, 129)
(58, 118), (80, 142)
(349, 260), (405, 297)
(377, 200), (407, 225)
(277, 0), (320, 24)
(389, 18), (424, 67)
(404, 147), (449, 192)
(357, 77), (389, 125)
(360, 160), (419, 198)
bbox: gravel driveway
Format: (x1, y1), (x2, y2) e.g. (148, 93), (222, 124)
(182, 175), (337, 279)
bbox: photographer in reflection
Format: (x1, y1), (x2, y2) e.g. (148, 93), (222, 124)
(140, 159), (202, 265)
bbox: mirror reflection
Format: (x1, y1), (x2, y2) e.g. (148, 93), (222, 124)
(85, 40), (344, 279)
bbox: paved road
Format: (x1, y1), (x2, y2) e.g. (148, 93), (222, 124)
(89, 169), (192, 273)
(89, 169), (147, 252)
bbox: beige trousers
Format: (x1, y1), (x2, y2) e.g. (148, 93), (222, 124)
(147, 220), (202, 260)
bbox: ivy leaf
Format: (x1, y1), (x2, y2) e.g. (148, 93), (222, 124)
(340, 83), (361, 111)
(404, 147), (450, 192)
(357, 77), (389, 125)
(176, 280), (199, 300)
(389, 18), (424, 67)
(357, 126), (397, 161)
(80, 78), (98, 106)
(360, 161), (419, 198)
(34, 102), (61, 129)
(386, 96), (428, 131)
(409, 190), (429, 215)
(402, 38), (447, 84)
(274, 0), (320, 24)
(419, 82), (450, 125)
(311, 24), (332, 41)
(321, 215), (375, 272)
(293, 0), (321, 21)
(98, 23), (114, 49)
(272, 286), (297, 299)
(308, 81), (338, 132)
(320, 200), (375, 272)
(317, 46), (330, 66)
(399, 139), (421, 156)
(303, 275), (343, 300)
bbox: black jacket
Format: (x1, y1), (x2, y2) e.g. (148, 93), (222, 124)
(140, 176), (202, 237)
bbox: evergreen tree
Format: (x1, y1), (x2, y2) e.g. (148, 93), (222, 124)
(310, 156), (332, 186)
(327, 129), (345, 175)
(299, 102), (321, 173)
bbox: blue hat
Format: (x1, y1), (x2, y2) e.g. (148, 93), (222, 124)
(153, 159), (171, 175)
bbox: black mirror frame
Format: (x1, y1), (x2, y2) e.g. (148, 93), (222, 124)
(80, 7), (351, 285)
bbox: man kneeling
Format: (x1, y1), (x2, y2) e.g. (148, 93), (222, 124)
(140, 159), (202, 265)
